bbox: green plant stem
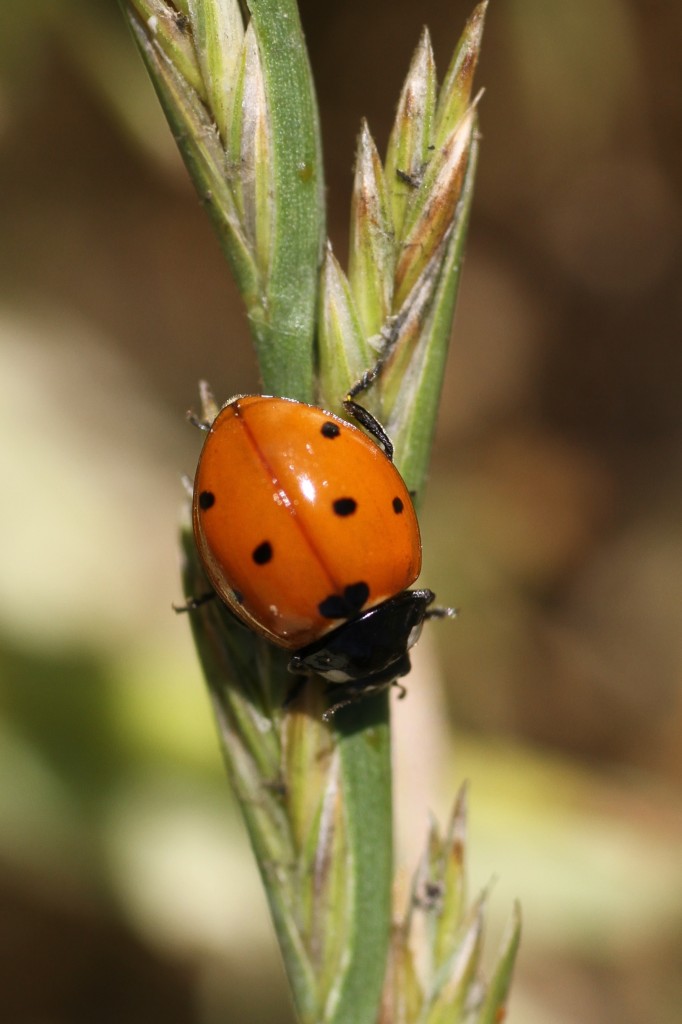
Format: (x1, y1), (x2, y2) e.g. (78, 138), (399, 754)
(244, 0), (323, 400)
(329, 699), (393, 1024)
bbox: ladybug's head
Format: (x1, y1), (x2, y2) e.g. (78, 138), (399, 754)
(289, 589), (434, 687)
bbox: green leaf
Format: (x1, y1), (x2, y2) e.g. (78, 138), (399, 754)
(432, 785), (468, 971)
(436, 0), (487, 144)
(187, 0), (244, 143)
(423, 902), (484, 1023)
(123, 0), (325, 401)
(349, 120), (396, 341)
(235, 23), (273, 276)
(385, 130), (479, 495)
(179, 530), (322, 1022)
(474, 902), (522, 1024)
(125, 10), (260, 302)
(381, 925), (423, 1024)
(385, 28), (437, 242)
(317, 243), (373, 414)
(395, 107), (476, 309)
(128, 0), (205, 97)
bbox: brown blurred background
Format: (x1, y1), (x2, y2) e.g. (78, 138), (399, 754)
(1, 1), (681, 1021)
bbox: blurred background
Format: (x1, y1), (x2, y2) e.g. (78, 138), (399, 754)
(1, 0), (681, 1021)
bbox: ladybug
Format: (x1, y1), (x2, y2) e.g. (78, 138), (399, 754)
(191, 393), (452, 717)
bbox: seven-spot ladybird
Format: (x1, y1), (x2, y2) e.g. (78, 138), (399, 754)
(191, 393), (451, 716)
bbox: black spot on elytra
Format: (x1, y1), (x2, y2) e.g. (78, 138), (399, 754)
(233, 589), (244, 604)
(318, 595), (346, 618)
(318, 581), (370, 619)
(199, 490), (215, 510)
(252, 541), (273, 565)
(392, 497), (404, 514)
(345, 581), (370, 608)
(333, 497), (357, 517)
(321, 421), (340, 439)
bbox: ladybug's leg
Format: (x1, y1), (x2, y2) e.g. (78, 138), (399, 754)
(173, 592), (216, 613)
(322, 684), (377, 721)
(418, 588), (458, 622)
(321, 651), (414, 721)
(187, 410), (212, 431)
(187, 380), (220, 431)
(425, 604), (458, 621)
(321, 677), (403, 721)
(322, 691), (359, 720)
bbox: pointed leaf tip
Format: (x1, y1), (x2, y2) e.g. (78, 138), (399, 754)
(394, 105), (476, 308)
(447, 780), (469, 848)
(475, 902), (522, 1024)
(187, 0), (245, 142)
(349, 120), (395, 342)
(318, 244), (372, 414)
(436, 0), (488, 142)
(385, 26), (437, 241)
(126, 0), (205, 98)
(234, 22), (273, 274)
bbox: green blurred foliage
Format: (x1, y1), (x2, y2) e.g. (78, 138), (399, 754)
(1, 1), (681, 1022)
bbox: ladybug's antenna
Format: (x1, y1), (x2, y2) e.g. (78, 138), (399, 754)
(343, 390), (394, 461)
(342, 290), (421, 461)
